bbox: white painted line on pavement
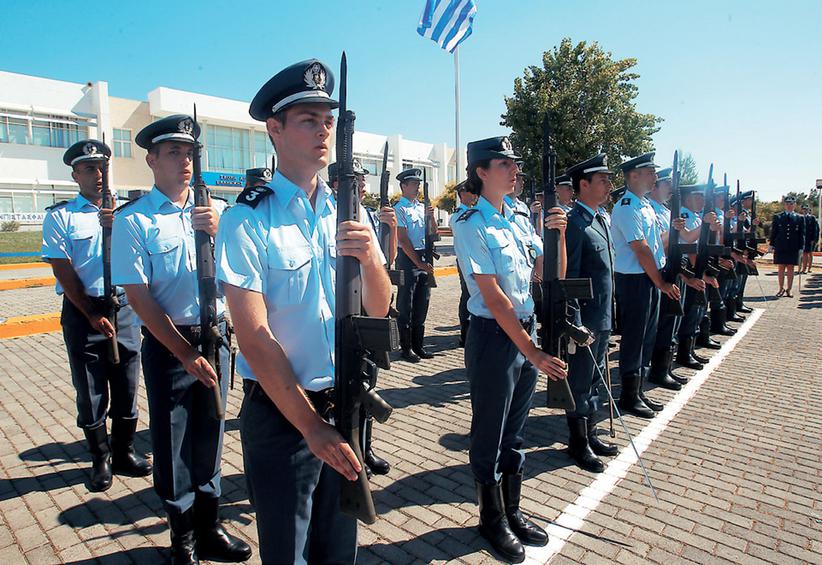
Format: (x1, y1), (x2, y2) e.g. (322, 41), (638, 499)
(526, 308), (764, 564)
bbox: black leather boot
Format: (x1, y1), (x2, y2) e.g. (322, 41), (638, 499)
(668, 346), (689, 385)
(618, 373), (654, 419)
(725, 298), (745, 322)
(111, 417), (152, 477)
(648, 348), (682, 391)
(567, 416), (605, 473)
(587, 418), (618, 457)
(459, 320), (469, 348)
(710, 307), (736, 336)
(736, 295), (752, 313)
(411, 326), (434, 359)
(501, 473), (548, 546)
(363, 417), (390, 476)
(696, 319), (721, 351)
(83, 423), (112, 492)
(638, 369), (664, 412)
(676, 337), (703, 370)
(194, 497), (253, 563)
(400, 328), (420, 363)
(476, 481), (525, 563)
(168, 511), (198, 565)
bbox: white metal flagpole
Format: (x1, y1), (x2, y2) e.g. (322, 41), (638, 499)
(454, 45), (463, 182)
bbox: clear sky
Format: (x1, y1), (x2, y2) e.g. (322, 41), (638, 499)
(2, 0), (820, 200)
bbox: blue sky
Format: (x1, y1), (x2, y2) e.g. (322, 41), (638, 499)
(3, 0), (820, 200)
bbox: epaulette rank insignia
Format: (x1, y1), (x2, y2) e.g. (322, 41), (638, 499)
(45, 200), (69, 211)
(457, 209), (479, 222)
(114, 197), (140, 213)
(621, 198), (631, 206)
(236, 185), (274, 208)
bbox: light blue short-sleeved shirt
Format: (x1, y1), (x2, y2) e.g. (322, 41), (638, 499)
(648, 198), (670, 233)
(452, 196), (538, 320)
(394, 196), (426, 250)
(42, 193), (109, 297)
(215, 171), (383, 391)
(611, 189), (666, 274)
(449, 203), (469, 229)
(504, 194), (544, 256)
(679, 207), (702, 243)
(111, 186), (226, 325)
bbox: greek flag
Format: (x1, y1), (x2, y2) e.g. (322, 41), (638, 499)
(417, 0), (477, 53)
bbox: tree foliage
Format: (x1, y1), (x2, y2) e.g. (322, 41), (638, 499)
(433, 181), (458, 213)
(501, 38), (661, 186)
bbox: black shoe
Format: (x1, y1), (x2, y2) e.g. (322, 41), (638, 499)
(586, 419), (618, 456)
(639, 369), (665, 411)
(648, 349), (682, 391)
(618, 372), (655, 419)
(667, 346), (689, 384)
(168, 511), (199, 565)
(363, 419), (390, 476)
(567, 417), (605, 472)
(737, 302), (753, 314)
(399, 328), (420, 363)
(111, 418), (152, 477)
(411, 326), (434, 359)
(676, 338), (703, 370)
(501, 474), (548, 546)
(710, 307), (736, 336)
(83, 423), (113, 492)
(695, 334), (720, 351)
(194, 497), (253, 563)
(476, 481), (525, 563)
(725, 299), (746, 323)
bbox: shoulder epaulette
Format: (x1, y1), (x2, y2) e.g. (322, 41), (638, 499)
(457, 208), (479, 222)
(680, 212), (689, 219)
(235, 185), (274, 208)
(45, 200), (69, 212)
(513, 210), (529, 218)
(114, 196), (140, 213)
(621, 198), (631, 206)
(211, 195), (228, 203)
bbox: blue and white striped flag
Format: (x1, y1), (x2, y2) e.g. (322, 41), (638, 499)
(417, 0), (477, 53)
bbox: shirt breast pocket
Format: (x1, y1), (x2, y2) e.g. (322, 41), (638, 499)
(146, 236), (183, 280)
(267, 245), (313, 305)
(67, 228), (97, 260)
(488, 238), (516, 275)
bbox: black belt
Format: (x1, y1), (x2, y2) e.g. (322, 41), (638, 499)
(470, 315), (534, 334)
(243, 380), (335, 420)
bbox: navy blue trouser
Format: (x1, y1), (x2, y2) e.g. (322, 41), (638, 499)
(61, 295), (141, 429)
(655, 278), (685, 350)
(141, 324), (229, 517)
(566, 329), (609, 418)
(396, 250), (432, 332)
(465, 316), (538, 485)
(241, 380), (357, 564)
(457, 260), (470, 333)
(679, 288), (707, 339)
(615, 273), (659, 376)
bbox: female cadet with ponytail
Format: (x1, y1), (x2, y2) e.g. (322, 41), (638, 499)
(452, 136), (568, 563)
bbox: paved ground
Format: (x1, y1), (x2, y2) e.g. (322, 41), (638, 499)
(0, 262), (820, 564)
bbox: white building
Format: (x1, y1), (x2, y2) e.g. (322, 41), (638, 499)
(0, 70), (457, 225)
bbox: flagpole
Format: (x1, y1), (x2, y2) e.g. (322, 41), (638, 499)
(454, 45), (463, 182)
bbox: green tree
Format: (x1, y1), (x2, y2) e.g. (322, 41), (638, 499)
(501, 38), (661, 185)
(678, 152), (699, 185)
(433, 181), (458, 213)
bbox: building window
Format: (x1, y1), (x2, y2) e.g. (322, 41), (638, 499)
(113, 128), (133, 158)
(31, 117), (83, 148)
(359, 157), (384, 178)
(206, 124), (250, 173)
(254, 131), (275, 169)
(0, 115), (30, 144)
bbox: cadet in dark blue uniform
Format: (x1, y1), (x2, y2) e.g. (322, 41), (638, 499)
(112, 116), (251, 564)
(217, 59), (391, 564)
(771, 195), (805, 297)
(453, 136), (568, 563)
(562, 154), (619, 473)
(42, 140), (151, 493)
(610, 153), (680, 419)
(799, 204), (819, 273)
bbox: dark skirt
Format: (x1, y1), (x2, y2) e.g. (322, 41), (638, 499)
(773, 248), (801, 265)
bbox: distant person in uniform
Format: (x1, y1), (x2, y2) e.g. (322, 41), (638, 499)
(450, 181), (477, 347)
(799, 204), (819, 274)
(770, 195), (805, 297)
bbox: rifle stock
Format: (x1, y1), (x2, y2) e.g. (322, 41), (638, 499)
(660, 151), (687, 317)
(100, 137), (119, 364)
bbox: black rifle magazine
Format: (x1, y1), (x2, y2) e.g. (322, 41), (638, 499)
(546, 378), (577, 411)
(351, 316), (400, 353)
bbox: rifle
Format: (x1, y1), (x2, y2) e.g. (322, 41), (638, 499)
(717, 173), (738, 282)
(422, 169), (440, 287)
(660, 151), (696, 317)
(100, 135), (119, 364)
(744, 191), (766, 275)
(540, 115), (594, 410)
(334, 52), (398, 524)
(192, 105), (225, 421)
(378, 142), (404, 288)
(689, 165), (725, 307)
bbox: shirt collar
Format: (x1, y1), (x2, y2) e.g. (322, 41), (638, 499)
(576, 201), (598, 218)
(399, 196), (418, 206)
(272, 170), (334, 213)
(476, 196), (511, 223)
(147, 185), (193, 212)
(72, 193), (98, 211)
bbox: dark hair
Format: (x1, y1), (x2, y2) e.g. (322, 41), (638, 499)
(571, 173), (595, 194)
(464, 159), (491, 195)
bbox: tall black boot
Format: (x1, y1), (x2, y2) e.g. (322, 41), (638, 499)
(667, 345), (689, 385)
(411, 326), (434, 359)
(586, 418), (618, 457)
(194, 496), (252, 563)
(638, 369), (664, 412)
(736, 295), (752, 313)
(566, 416), (604, 472)
(459, 320), (469, 348)
(364, 417), (390, 476)
(725, 298), (745, 322)
(696, 318), (721, 351)
(648, 348), (682, 391)
(83, 423), (112, 492)
(710, 307), (736, 336)
(618, 373), (654, 419)
(501, 473), (548, 546)
(169, 510), (198, 565)
(400, 328), (420, 363)
(676, 337), (703, 370)
(111, 417), (152, 477)
(476, 481), (525, 563)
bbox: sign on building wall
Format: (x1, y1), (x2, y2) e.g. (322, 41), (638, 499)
(0, 212), (45, 224)
(201, 172), (245, 188)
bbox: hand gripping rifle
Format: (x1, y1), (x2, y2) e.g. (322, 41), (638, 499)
(100, 135), (120, 364)
(540, 115), (594, 410)
(689, 164), (725, 307)
(660, 151), (696, 317)
(378, 141), (404, 288)
(334, 52), (398, 524)
(192, 105), (225, 421)
(422, 168), (440, 287)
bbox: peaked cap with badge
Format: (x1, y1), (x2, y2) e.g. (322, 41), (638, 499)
(135, 114), (200, 150)
(619, 151), (656, 173)
(396, 168), (423, 183)
(328, 159), (368, 182)
(555, 174), (573, 186)
(249, 59), (338, 122)
(466, 136), (520, 165)
(245, 167), (273, 186)
(566, 153), (612, 181)
(655, 167), (673, 183)
(63, 139), (111, 166)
